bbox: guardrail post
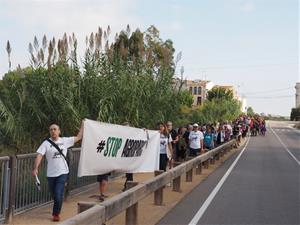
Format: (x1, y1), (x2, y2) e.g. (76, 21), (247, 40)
(154, 170), (164, 205)
(186, 169), (193, 182)
(196, 161), (202, 175)
(223, 148), (228, 154)
(210, 156), (215, 165)
(125, 181), (139, 225)
(172, 162), (181, 192)
(5, 156), (16, 224)
(220, 150), (224, 158)
(77, 202), (96, 213)
(215, 153), (220, 161)
(203, 160), (209, 169)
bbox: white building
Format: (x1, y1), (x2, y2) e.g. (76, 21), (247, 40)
(174, 78), (214, 106)
(240, 97), (247, 113)
(296, 82), (300, 108)
(174, 78), (247, 110)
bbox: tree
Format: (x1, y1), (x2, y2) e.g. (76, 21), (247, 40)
(247, 106), (255, 116)
(291, 107), (300, 121)
(207, 87), (234, 101)
(0, 25), (186, 154)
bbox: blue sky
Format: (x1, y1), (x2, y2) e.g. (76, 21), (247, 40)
(0, 0), (298, 116)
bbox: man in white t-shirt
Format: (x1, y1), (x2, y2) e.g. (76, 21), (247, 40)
(188, 123), (204, 156)
(32, 121), (84, 222)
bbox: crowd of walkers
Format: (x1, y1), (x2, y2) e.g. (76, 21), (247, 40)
(158, 115), (267, 172)
(32, 115), (267, 221)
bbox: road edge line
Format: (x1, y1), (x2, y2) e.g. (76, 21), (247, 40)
(188, 137), (251, 225)
(269, 126), (300, 166)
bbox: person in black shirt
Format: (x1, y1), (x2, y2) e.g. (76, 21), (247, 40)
(183, 124), (193, 157)
(167, 121), (178, 165)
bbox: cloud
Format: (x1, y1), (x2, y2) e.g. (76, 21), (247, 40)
(240, 2), (255, 12)
(3, 0), (140, 38)
(0, 0), (141, 76)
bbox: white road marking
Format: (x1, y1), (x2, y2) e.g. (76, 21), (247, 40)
(188, 138), (251, 225)
(286, 126), (300, 134)
(270, 126), (300, 166)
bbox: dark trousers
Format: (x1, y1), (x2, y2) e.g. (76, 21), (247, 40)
(189, 148), (200, 156)
(123, 173), (133, 189)
(47, 174), (68, 215)
(159, 154), (168, 171)
(125, 173), (133, 182)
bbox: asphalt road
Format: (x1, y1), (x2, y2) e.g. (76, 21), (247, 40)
(157, 122), (300, 225)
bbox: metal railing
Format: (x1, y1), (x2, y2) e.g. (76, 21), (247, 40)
(14, 153), (52, 213)
(0, 156), (9, 222)
(0, 139), (238, 224)
(68, 148), (96, 191)
(0, 147), (105, 223)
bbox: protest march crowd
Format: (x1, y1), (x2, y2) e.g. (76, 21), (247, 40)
(32, 115), (266, 222)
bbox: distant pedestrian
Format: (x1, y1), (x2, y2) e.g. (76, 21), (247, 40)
(167, 121), (178, 167)
(188, 123), (204, 156)
(204, 127), (214, 150)
(176, 127), (187, 161)
(157, 122), (173, 171)
(183, 124), (193, 156)
(224, 125), (231, 142)
(216, 125), (225, 146)
(97, 173), (110, 202)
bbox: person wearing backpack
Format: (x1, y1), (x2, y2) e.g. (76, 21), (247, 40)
(32, 121), (84, 222)
(176, 127), (187, 162)
(204, 127), (214, 150)
(166, 121), (178, 169)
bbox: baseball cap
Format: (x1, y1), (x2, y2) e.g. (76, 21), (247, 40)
(193, 123), (199, 127)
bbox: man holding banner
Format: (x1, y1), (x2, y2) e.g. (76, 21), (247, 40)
(32, 121), (84, 222)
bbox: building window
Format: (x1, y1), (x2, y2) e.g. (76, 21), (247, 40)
(189, 87), (193, 94)
(197, 96), (202, 105)
(193, 87), (197, 95)
(198, 86), (202, 95)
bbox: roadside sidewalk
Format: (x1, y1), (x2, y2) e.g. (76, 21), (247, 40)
(10, 139), (246, 225)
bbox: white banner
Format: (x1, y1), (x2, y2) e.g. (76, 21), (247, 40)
(78, 119), (160, 177)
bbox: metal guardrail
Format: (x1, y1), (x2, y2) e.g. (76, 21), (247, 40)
(60, 140), (236, 225)
(68, 148), (97, 192)
(0, 147), (110, 223)
(0, 139), (237, 224)
(15, 153), (52, 213)
(0, 156), (9, 222)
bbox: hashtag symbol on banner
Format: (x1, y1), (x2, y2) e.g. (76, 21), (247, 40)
(97, 140), (106, 153)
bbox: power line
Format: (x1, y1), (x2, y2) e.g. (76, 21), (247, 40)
(185, 62), (298, 71)
(243, 87), (294, 95)
(246, 95), (294, 99)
